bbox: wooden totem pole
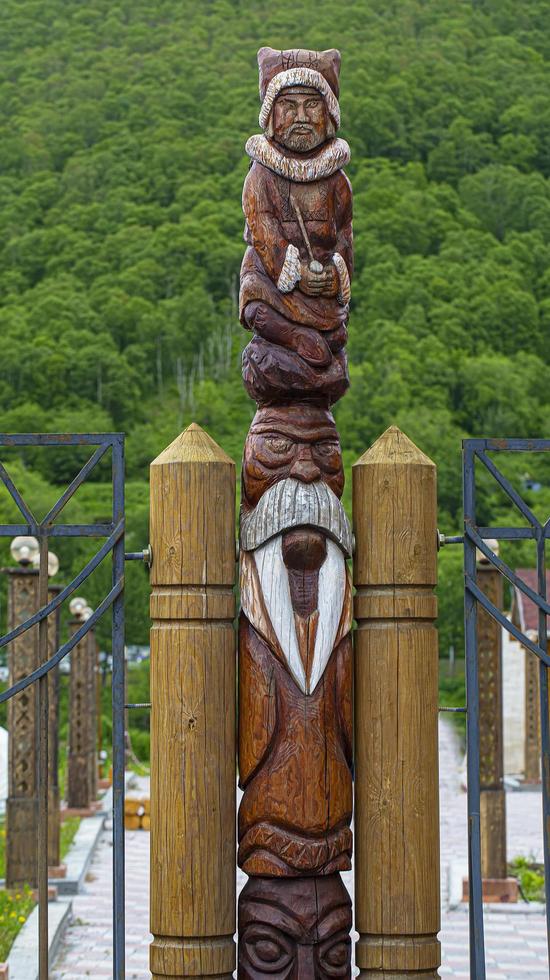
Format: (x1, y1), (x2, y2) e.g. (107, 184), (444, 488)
(238, 47), (354, 978)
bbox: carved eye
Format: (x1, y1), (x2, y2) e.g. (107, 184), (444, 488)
(263, 435), (293, 455)
(313, 441), (339, 457)
(243, 927), (293, 973)
(317, 936), (350, 977)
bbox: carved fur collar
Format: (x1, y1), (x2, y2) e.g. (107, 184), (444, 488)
(245, 134), (350, 182)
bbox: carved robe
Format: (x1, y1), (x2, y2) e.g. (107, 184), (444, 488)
(238, 547), (353, 877)
(240, 138), (353, 406)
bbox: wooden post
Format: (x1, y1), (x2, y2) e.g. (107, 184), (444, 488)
(524, 641), (541, 782)
(149, 423), (236, 980)
(476, 553), (517, 900)
(67, 619), (96, 810)
(47, 584), (63, 873)
(353, 426), (441, 978)
(6, 568), (39, 888)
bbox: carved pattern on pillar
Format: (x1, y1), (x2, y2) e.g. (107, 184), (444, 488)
(238, 45), (353, 977)
(525, 649), (541, 782)
(477, 563), (507, 881)
(67, 620), (96, 809)
(6, 568), (39, 887)
(47, 584), (62, 868)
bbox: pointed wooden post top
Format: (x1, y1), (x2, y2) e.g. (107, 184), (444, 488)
(151, 422), (234, 467)
(353, 425), (435, 469)
(352, 425), (437, 587)
(149, 422), (236, 588)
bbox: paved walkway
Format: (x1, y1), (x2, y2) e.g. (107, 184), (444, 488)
(51, 721), (548, 978)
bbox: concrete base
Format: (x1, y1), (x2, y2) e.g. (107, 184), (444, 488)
(6, 898), (71, 980)
(462, 876), (519, 904)
(61, 801), (102, 819)
(47, 863), (67, 879)
(31, 885), (58, 902)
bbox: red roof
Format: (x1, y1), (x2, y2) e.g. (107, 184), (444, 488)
(512, 568), (550, 635)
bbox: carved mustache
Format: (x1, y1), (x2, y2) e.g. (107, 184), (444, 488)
(240, 477), (353, 558)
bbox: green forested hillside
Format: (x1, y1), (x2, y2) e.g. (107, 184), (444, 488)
(1, 0), (550, 651)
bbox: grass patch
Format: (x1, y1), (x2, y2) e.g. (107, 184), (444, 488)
(60, 816), (80, 859)
(0, 885), (35, 961)
(509, 856), (545, 903)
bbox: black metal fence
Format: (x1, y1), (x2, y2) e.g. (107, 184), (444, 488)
(0, 433), (126, 979)
(463, 438), (550, 978)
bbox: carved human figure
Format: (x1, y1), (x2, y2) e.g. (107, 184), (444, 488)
(238, 46), (353, 979)
(239, 875), (352, 980)
(240, 47), (352, 407)
(239, 405), (353, 877)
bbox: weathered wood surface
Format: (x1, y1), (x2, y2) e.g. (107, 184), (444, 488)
(47, 583), (62, 869)
(67, 620), (97, 809)
(477, 559), (507, 881)
(6, 568), (39, 888)
(353, 426), (441, 978)
(524, 644), (541, 782)
(149, 423), (236, 980)
(237, 46), (354, 977)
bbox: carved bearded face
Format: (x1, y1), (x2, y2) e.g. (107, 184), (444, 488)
(270, 85), (329, 152)
(242, 404), (344, 509)
(239, 875), (351, 980)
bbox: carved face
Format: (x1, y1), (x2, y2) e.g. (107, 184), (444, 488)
(242, 404), (344, 508)
(239, 875), (351, 980)
(271, 86), (328, 152)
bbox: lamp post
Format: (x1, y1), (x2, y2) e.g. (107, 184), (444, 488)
(5, 536), (40, 887)
(67, 597), (97, 811)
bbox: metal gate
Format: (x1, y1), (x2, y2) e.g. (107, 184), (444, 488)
(463, 438), (550, 977)
(0, 433), (126, 979)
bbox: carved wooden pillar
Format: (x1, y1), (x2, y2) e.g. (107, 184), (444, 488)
(67, 619), (96, 809)
(47, 584), (62, 871)
(149, 424), (236, 980)
(524, 641), (541, 782)
(6, 567), (39, 888)
(476, 554), (510, 892)
(353, 426), (441, 978)
(237, 46), (354, 979)
(87, 626), (98, 802)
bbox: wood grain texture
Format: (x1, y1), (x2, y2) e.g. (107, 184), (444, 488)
(6, 568), (39, 888)
(352, 426), (441, 978)
(47, 584), (62, 869)
(238, 874), (352, 979)
(524, 647), (541, 782)
(477, 562), (507, 880)
(149, 423), (236, 980)
(67, 619), (97, 809)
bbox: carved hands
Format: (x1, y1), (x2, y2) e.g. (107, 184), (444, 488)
(298, 261), (339, 298)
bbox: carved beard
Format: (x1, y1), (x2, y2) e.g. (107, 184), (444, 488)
(242, 530), (346, 695)
(278, 124), (321, 151)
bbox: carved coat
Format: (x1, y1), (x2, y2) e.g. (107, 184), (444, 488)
(238, 548), (353, 877)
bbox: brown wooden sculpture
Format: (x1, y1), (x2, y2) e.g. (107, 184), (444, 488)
(238, 47), (353, 978)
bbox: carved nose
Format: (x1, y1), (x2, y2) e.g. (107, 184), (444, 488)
(289, 456), (321, 483)
(295, 944), (315, 980)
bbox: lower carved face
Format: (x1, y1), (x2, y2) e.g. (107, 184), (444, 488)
(239, 875), (351, 979)
(242, 404), (344, 508)
(271, 86), (328, 152)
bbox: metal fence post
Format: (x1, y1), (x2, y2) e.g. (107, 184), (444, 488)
(149, 423), (236, 980)
(353, 425), (441, 978)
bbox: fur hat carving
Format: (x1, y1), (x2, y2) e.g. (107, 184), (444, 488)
(257, 47), (341, 130)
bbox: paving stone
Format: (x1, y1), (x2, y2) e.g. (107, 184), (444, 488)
(50, 723), (548, 979)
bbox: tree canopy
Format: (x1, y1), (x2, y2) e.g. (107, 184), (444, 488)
(1, 0), (550, 651)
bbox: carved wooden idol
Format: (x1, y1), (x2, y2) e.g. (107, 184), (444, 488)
(238, 47), (353, 978)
